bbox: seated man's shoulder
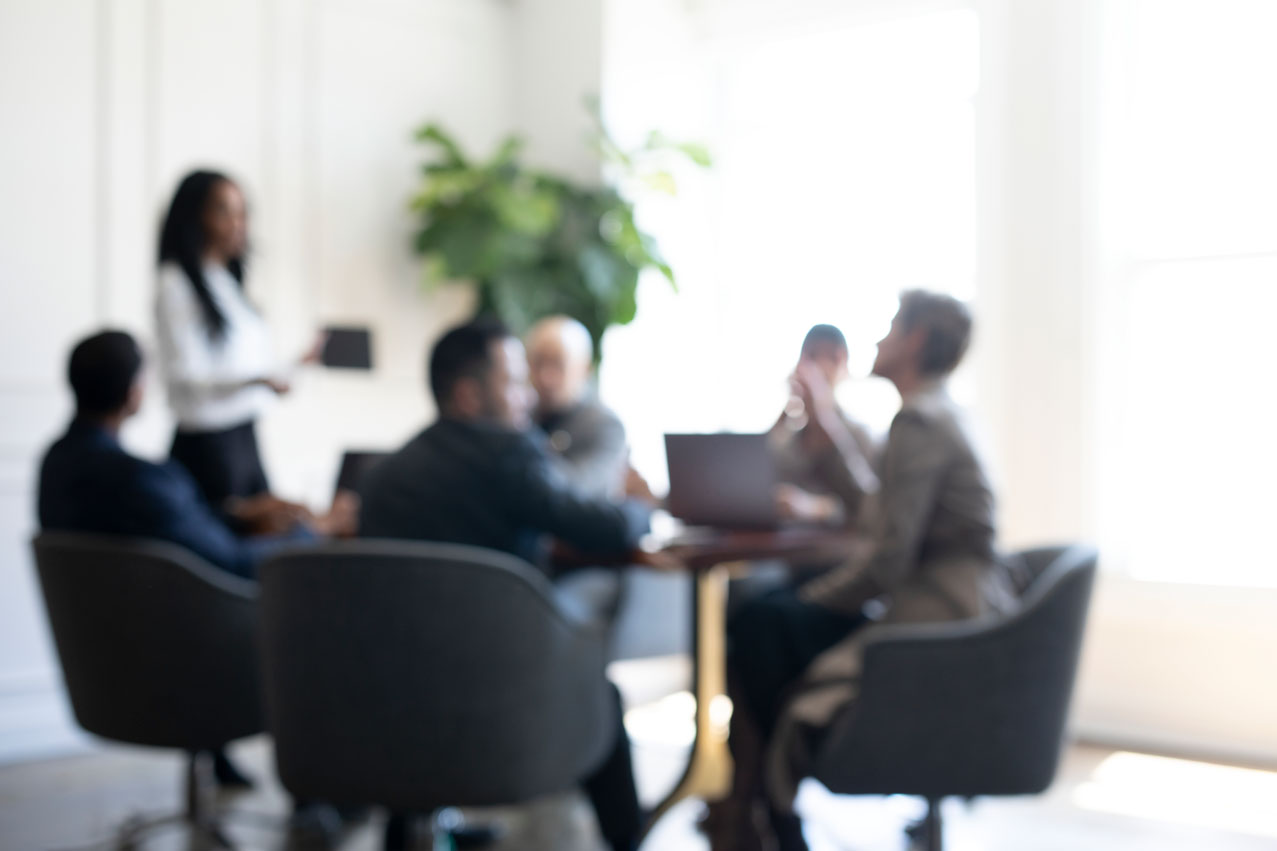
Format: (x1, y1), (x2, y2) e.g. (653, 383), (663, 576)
(123, 455), (202, 510)
(390, 420), (548, 476)
(582, 400), (625, 432)
(453, 419), (544, 455)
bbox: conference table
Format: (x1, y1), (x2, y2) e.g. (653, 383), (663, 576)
(635, 523), (861, 837)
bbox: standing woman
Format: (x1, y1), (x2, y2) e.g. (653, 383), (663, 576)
(156, 170), (315, 513)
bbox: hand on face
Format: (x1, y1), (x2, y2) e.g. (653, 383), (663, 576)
(793, 359), (837, 419)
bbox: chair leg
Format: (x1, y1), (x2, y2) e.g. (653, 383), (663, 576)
(923, 797), (943, 851)
(185, 751), (233, 849)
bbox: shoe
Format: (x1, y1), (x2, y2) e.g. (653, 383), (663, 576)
(289, 802), (344, 847)
(211, 749), (256, 790)
(384, 811), (504, 850)
(699, 799), (768, 851)
(436, 808), (505, 848)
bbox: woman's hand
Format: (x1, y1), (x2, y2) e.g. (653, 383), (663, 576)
(250, 376), (292, 395)
(299, 332), (330, 366)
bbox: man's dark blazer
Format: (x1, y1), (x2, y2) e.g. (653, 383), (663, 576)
(38, 419), (301, 578)
(357, 418), (649, 568)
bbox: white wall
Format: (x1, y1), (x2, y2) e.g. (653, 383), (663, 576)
(0, 0), (606, 764)
(0, 1), (100, 761)
(511, 0), (604, 182)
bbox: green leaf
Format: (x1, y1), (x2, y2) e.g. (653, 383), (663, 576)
(610, 266), (641, 325)
(414, 123), (468, 167)
(640, 170), (678, 196)
(640, 132), (711, 167)
(421, 254), (449, 288)
(675, 142), (713, 167)
(577, 242), (626, 302)
(487, 135), (524, 167)
(490, 182), (560, 235)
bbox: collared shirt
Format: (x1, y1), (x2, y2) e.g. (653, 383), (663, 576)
(155, 262), (278, 430)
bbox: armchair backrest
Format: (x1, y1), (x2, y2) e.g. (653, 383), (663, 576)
(31, 532), (261, 750)
(256, 540), (615, 811)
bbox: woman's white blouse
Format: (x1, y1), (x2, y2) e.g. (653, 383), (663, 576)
(155, 262), (279, 431)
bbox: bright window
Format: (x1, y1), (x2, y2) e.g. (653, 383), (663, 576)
(601, 6), (981, 490)
(1097, 0), (1277, 586)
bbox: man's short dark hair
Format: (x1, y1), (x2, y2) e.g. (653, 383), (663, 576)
(896, 290), (973, 376)
(68, 330), (143, 416)
(428, 317), (514, 408)
(801, 324), (848, 355)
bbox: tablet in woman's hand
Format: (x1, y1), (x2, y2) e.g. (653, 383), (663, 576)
(320, 326), (373, 369)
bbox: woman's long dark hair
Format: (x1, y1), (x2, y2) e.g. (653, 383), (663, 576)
(158, 170), (246, 341)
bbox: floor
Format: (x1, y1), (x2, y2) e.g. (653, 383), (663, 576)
(3, 668), (1276, 851)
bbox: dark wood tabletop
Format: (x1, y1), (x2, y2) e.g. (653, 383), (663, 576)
(647, 525), (864, 571)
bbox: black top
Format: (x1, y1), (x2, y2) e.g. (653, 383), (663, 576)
(357, 418), (650, 567)
(38, 419), (307, 578)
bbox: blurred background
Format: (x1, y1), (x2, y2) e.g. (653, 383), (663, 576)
(2, 0), (1275, 846)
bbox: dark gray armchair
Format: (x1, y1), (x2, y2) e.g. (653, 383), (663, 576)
(31, 532), (262, 847)
(810, 545), (1099, 850)
(256, 540), (618, 842)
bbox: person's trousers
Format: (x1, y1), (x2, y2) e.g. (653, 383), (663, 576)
(728, 586), (868, 737)
(583, 683), (642, 851)
(720, 587), (868, 851)
(170, 420), (270, 509)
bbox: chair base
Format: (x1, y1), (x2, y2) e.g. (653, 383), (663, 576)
(111, 751), (234, 849)
(383, 809), (505, 851)
(114, 813), (233, 850)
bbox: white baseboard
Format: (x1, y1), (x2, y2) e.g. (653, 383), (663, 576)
(0, 681), (92, 765)
(1071, 721), (1277, 771)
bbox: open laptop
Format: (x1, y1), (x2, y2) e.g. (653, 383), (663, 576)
(664, 433), (780, 530)
(333, 450), (389, 499)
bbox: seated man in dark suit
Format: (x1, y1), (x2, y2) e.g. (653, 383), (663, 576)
(38, 330), (350, 793)
(358, 318), (650, 851)
(38, 331), (340, 580)
(359, 317), (650, 568)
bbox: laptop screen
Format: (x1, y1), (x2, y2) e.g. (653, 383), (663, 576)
(664, 433), (779, 529)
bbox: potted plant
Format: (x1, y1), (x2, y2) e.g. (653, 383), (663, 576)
(410, 106), (710, 357)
